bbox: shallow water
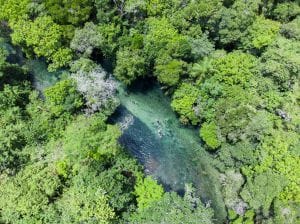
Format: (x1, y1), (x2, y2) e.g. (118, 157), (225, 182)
(114, 82), (201, 192)
(112, 81), (227, 221)
(25, 60), (64, 92)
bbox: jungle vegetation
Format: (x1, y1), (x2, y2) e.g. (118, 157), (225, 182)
(0, 0), (299, 223)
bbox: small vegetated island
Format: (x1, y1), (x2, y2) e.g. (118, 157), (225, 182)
(0, 0), (299, 223)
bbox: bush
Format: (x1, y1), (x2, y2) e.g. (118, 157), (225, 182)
(171, 83), (201, 125)
(114, 47), (146, 85)
(200, 122), (221, 150)
(44, 79), (83, 116)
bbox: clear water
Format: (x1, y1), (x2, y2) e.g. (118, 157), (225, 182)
(25, 60), (64, 92)
(112, 81), (227, 222)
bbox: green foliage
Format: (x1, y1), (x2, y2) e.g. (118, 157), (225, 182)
(1, 1), (300, 223)
(216, 0), (259, 46)
(150, 0), (223, 28)
(48, 48), (73, 72)
(0, 50), (7, 81)
(97, 23), (121, 57)
(228, 209), (238, 220)
(260, 36), (300, 90)
(0, 107), (144, 223)
(216, 141), (260, 173)
(10, 16), (73, 71)
(25, 91), (73, 142)
(191, 52), (264, 144)
(190, 35), (215, 61)
(250, 130), (300, 203)
(94, 0), (119, 24)
(124, 0), (147, 17)
(62, 114), (121, 162)
(70, 58), (97, 73)
(165, 35), (191, 60)
(129, 190), (214, 224)
(230, 210), (255, 224)
(0, 54), (73, 168)
(242, 16), (280, 51)
(12, 16), (62, 57)
(213, 89), (262, 143)
(155, 58), (186, 86)
(44, 0), (93, 26)
(211, 51), (258, 87)
(273, 2), (300, 22)
(44, 79), (83, 116)
(145, 16), (176, 44)
(200, 122), (221, 150)
(134, 176), (164, 210)
(144, 17), (189, 61)
(145, 0), (171, 16)
(186, 0), (223, 23)
(220, 170), (249, 220)
(119, 29), (144, 50)
(271, 199), (299, 224)
(171, 83), (200, 125)
(189, 57), (214, 80)
(238, 130), (300, 221)
(191, 55), (258, 140)
(0, 61), (30, 88)
(240, 170), (288, 216)
(94, 154), (142, 213)
(114, 48), (146, 85)
(0, 81), (32, 172)
(0, 163), (63, 223)
(0, 0), (30, 22)
(56, 170), (115, 224)
(70, 22), (102, 57)
(44, 114), (143, 219)
(281, 16), (300, 40)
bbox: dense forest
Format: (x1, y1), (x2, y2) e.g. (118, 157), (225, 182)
(0, 0), (299, 223)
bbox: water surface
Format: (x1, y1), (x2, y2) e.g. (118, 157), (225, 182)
(112, 80), (226, 221)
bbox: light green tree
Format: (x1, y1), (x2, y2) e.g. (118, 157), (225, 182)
(171, 83), (201, 125)
(134, 176), (164, 210)
(241, 16), (280, 51)
(10, 16), (73, 71)
(200, 122), (221, 150)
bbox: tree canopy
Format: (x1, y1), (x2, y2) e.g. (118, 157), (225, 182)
(0, 0), (299, 223)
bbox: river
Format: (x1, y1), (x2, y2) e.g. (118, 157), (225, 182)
(111, 79), (226, 222)
(1, 37), (226, 222)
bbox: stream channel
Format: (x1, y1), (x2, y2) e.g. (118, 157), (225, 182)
(2, 38), (227, 222)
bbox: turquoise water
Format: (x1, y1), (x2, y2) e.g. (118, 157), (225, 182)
(115, 82), (202, 191)
(112, 80), (226, 222)
(25, 60), (64, 92)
